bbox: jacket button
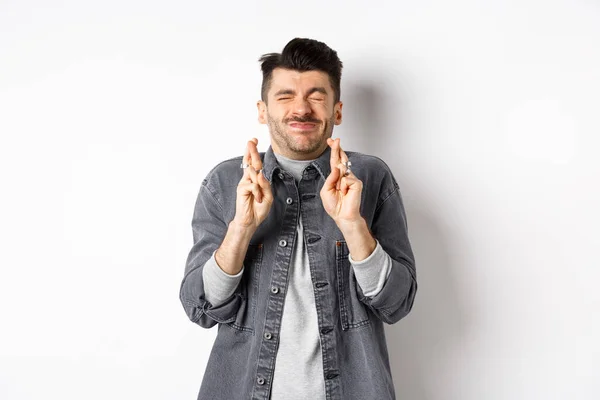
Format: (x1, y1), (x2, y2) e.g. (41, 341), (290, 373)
(264, 332), (272, 340)
(257, 377), (265, 385)
(278, 240), (287, 247)
(278, 173), (285, 180)
(271, 286), (279, 294)
(286, 197), (293, 204)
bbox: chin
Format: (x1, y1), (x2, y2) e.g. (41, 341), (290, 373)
(294, 142), (324, 154)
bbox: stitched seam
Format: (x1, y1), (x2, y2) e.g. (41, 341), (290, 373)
(204, 308), (237, 324)
(381, 308), (393, 317)
(337, 241), (371, 330)
(202, 182), (224, 213)
(375, 186), (400, 214)
(347, 320), (371, 328)
(227, 323), (254, 332)
(336, 241), (348, 330)
(181, 299), (203, 323)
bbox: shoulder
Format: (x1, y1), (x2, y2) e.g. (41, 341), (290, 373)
(346, 151), (399, 188)
(200, 153), (266, 201)
(344, 151), (401, 212)
(346, 151), (392, 169)
(203, 155), (244, 188)
(204, 155), (244, 180)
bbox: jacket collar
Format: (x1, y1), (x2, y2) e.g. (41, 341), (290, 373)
(262, 145), (332, 183)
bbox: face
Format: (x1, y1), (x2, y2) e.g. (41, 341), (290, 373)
(257, 68), (343, 160)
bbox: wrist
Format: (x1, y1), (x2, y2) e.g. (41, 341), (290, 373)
(337, 217), (377, 262)
(229, 218), (257, 239)
(214, 220), (255, 275)
(335, 216), (368, 234)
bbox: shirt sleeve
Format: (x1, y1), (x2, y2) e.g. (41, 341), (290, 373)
(202, 251), (245, 307)
(349, 240), (392, 298)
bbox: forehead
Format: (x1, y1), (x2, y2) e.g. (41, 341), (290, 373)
(269, 68), (333, 94)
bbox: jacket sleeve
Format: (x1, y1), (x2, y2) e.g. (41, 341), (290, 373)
(179, 181), (243, 328)
(360, 185), (417, 324)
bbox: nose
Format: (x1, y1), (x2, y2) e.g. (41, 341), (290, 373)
(292, 97), (311, 116)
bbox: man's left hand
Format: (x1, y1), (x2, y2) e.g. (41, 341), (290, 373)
(320, 138), (363, 229)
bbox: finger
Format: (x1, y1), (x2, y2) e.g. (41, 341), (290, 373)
(243, 139), (258, 167)
(342, 174), (362, 195)
(339, 145), (351, 173)
(243, 140), (253, 167)
(323, 163), (341, 191)
(239, 182), (263, 203)
(328, 138), (341, 171)
(340, 175), (349, 195)
(337, 161), (350, 178)
(343, 175), (361, 187)
(257, 172), (273, 202)
(249, 138), (262, 171)
(240, 162), (257, 184)
(246, 165), (261, 183)
(251, 182), (263, 203)
(340, 147), (349, 164)
(336, 165), (344, 191)
(340, 164), (356, 181)
(339, 145), (354, 179)
(240, 140), (254, 183)
(340, 174), (356, 194)
(240, 167), (252, 184)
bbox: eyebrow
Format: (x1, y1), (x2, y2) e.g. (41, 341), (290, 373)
(273, 87), (328, 97)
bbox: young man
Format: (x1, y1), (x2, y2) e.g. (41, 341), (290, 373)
(180, 38), (417, 400)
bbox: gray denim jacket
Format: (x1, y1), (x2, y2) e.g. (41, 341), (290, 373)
(180, 146), (417, 400)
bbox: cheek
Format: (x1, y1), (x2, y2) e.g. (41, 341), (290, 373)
(267, 106), (287, 120)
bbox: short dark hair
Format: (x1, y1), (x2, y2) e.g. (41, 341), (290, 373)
(259, 38), (343, 103)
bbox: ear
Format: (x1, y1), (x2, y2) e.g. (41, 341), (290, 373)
(257, 100), (267, 124)
(334, 101), (343, 125)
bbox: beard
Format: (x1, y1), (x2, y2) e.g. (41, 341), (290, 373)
(266, 112), (336, 157)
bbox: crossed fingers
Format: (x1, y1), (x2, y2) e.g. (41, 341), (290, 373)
(241, 138), (263, 181)
(239, 138), (270, 203)
(326, 137), (355, 192)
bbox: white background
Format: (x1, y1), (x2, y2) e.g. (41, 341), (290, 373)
(1, 0), (598, 399)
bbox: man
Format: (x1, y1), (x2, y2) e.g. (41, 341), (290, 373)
(180, 38), (417, 400)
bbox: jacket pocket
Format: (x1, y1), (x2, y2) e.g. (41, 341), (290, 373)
(229, 243), (263, 333)
(336, 240), (370, 330)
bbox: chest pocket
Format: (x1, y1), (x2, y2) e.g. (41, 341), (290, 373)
(336, 241), (371, 330)
(229, 243), (263, 333)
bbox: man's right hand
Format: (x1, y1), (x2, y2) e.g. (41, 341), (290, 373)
(215, 138), (273, 275)
(233, 138), (274, 231)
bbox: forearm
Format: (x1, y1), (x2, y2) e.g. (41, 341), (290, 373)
(215, 219), (256, 275)
(338, 217), (377, 261)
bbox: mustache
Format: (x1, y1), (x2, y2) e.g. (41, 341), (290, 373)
(284, 116), (321, 124)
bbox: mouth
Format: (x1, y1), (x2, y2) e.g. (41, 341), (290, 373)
(288, 122), (318, 131)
